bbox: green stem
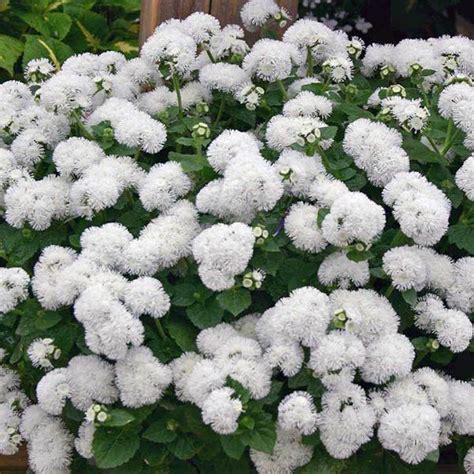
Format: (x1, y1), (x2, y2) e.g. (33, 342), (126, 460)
(134, 147), (141, 161)
(172, 74), (183, 118)
(206, 49), (216, 63)
(214, 96), (225, 128)
(414, 351), (428, 368)
(420, 89), (431, 108)
(277, 80), (288, 102)
(71, 110), (94, 140)
(384, 284), (394, 299)
(440, 120), (461, 156)
(316, 143), (331, 171)
(155, 319), (168, 340)
(306, 46), (314, 78)
(423, 132), (444, 159)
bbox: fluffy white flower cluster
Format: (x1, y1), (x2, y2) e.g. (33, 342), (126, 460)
(0, 1), (473, 472)
(383, 172), (451, 246)
(172, 320), (272, 434)
(197, 131), (283, 223)
(0, 360), (29, 456)
(192, 223), (255, 291)
(362, 37), (474, 84)
(0, 267), (30, 314)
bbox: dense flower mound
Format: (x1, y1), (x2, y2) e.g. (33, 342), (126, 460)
(0, 1), (473, 472)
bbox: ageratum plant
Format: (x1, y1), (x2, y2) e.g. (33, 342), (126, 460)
(0, 0), (473, 472)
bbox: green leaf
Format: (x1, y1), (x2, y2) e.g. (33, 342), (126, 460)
(34, 310), (62, 330)
(0, 35), (23, 76)
(23, 35), (74, 70)
(18, 12), (72, 40)
(93, 425), (140, 469)
(216, 288), (252, 317)
(241, 411), (276, 454)
(186, 298), (224, 329)
(319, 126), (338, 140)
(403, 136), (444, 165)
(168, 434), (197, 460)
(143, 419), (178, 444)
(169, 152), (209, 172)
(335, 103), (374, 120)
(164, 317), (198, 352)
(401, 288), (417, 306)
(430, 346), (454, 365)
(220, 435), (246, 460)
(102, 409), (136, 427)
(317, 208), (330, 228)
(448, 224), (474, 255)
(347, 250), (374, 262)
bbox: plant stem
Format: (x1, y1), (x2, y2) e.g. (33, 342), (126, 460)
(71, 110), (94, 140)
(172, 73), (183, 118)
(214, 96), (225, 128)
(306, 46), (314, 77)
(155, 319), (168, 340)
(134, 147), (141, 161)
(315, 143), (331, 171)
(423, 132), (444, 159)
(384, 284), (394, 299)
(414, 351), (428, 368)
(206, 49), (216, 63)
(277, 80), (288, 102)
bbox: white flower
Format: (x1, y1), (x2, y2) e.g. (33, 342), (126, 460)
(322, 192), (386, 247)
(201, 387), (242, 434)
(446, 257), (474, 312)
(383, 171), (451, 246)
(200, 63), (250, 94)
(309, 331), (365, 381)
(27, 338), (60, 370)
(250, 426), (313, 473)
(0, 268), (30, 314)
(455, 155), (474, 200)
(209, 25), (249, 60)
(343, 118), (409, 187)
(319, 383), (376, 459)
(318, 251), (370, 289)
(243, 39), (302, 82)
(361, 334), (415, 384)
(465, 447), (474, 474)
(378, 404), (440, 464)
(115, 346), (172, 408)
(138, 162), (192, 212)
(278, 391), (318, 435)
(193, 223), (255, 291)
(206, 130), (261, 173)
(141, 27), (197, 76)
(241, 0), (289, 32)
(284, 202), (327, 253)
(415, 294), (472, 353)
(329, 289), (399, 345)
(283, 91), (333, 118)
(123, 277), (170, 319)
(274, 149), (325, 197)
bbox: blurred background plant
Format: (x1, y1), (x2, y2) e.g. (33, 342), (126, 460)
(0, 0), (140, 81)
(299, 0), (473, 43)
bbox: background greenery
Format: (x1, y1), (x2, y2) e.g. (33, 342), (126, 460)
(0, 0), (140, 81)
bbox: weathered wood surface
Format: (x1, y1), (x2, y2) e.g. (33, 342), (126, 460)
(139, 0), (298, 46)
(0, 445), (28, 472)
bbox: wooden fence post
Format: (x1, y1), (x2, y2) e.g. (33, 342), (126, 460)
(139, 0), (299, 47)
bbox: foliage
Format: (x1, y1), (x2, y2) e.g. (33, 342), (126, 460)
(0, 0), (140, 81)
(0, 3), (473, 474)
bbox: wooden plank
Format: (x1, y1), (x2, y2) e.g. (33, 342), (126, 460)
(0, 445), (28, 471)
(139, 0), (298, 46)
(210, 0), (298, 30)
(139, 0), (211, 46)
